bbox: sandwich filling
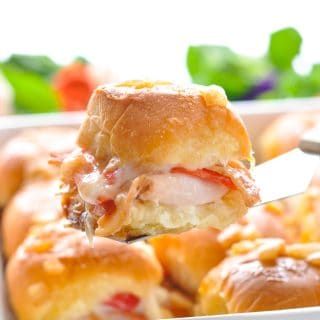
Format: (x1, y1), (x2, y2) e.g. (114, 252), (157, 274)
(61, 149), (259, 239)
(85, 292), (147, 320)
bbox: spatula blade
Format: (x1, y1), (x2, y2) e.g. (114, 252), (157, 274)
(253, 148), (320, 205)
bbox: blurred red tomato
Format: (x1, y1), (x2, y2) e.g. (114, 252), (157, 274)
(53, 62), (97, 111)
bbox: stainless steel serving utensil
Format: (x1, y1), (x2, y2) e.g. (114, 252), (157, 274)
(254, 124), (320, 205)
(126, 125), (320, 243)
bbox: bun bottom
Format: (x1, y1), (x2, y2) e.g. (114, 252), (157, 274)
(96, 190), (247, 239)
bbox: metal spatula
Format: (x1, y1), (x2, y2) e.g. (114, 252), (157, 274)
(254, 125), (320, 205)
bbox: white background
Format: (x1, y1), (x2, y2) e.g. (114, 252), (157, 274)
(1, 0), (319, 81)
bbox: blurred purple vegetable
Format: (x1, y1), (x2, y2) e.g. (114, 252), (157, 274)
(241, 73), (277, 100)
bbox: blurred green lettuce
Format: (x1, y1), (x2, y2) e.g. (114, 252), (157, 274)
(187, 46), (270, 100)
(0, 62), (60, 113)
(268, 27), (302, 71)
(187, 27), (320, 100)
(6, 54), (60, 78)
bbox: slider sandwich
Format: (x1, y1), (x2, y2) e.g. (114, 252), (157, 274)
(60, 80), (260, 240)
(196, 239), (320, 315)
(6, 223), (168, 320)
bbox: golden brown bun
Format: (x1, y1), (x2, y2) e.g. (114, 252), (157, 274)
(2, 180), (62, 258)
(259, 112), (320, 161)
(78, 80), (252, 167)
(150, 228), (225, 295)
(0, 127), (77, 206)
(196, 239), (320, 315)
(6, 223), (163, 320)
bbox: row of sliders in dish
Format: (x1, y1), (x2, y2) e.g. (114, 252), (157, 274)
(1, 81), (320, 319)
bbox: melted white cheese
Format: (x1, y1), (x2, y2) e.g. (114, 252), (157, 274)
(77, 164), (139, 205)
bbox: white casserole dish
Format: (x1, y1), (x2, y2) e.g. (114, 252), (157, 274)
(1, 97), (320, 319)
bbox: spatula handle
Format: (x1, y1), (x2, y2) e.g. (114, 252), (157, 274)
(300, 125), (320, 154)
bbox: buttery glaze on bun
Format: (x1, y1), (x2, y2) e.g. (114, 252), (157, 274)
(78, 80), (252, 165)
(61, 80), (260, 240)
(6, 223), (165, 320)
(2, 180), (62, 258)
(196, 239), (320, 315)
(259, 111), (320, 161)
(0, 127), (77, 206)
(149, 228), (225, 295)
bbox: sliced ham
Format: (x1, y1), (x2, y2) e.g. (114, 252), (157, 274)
(211, 161), (260, 207)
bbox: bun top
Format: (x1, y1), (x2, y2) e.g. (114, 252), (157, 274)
(6, 223), (163, 319)
(197, 239), (320, 314)
(78, 80), (252, 168)
(8, 222), (162, 285)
